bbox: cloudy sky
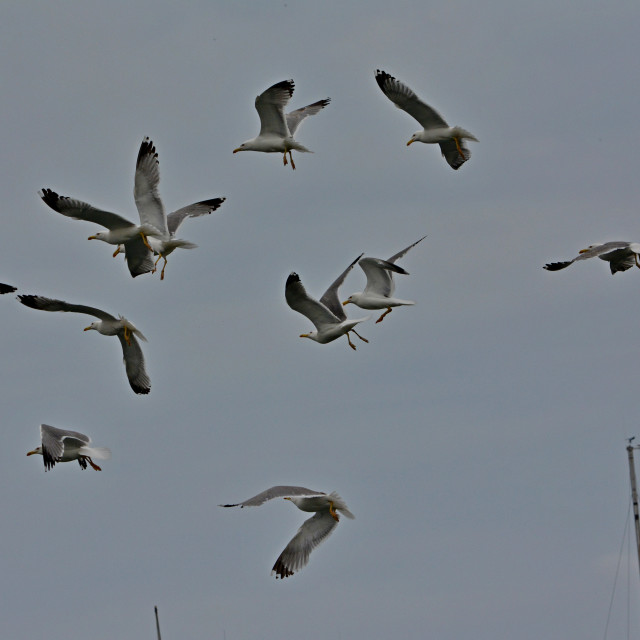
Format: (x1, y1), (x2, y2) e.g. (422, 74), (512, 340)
(2, 1), (640, 638)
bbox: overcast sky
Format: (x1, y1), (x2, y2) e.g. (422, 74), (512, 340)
(2, 2), (640, 639)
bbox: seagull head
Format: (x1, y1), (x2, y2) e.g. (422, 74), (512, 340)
(83, 321), (100, 333)
(26, 446), (42, 457)
(88, 231), (109, 242)
(299, 332), (319, 343)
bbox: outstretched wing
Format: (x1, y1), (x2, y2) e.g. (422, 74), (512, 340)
(219, 485), (325, 508)
(167, 198), (226, 236)
(286, 98), (331, 136)
(387, 235), (427, 264)
(40, 188), (135, 231)
(256, 80), (295, 138)
(319, 254), (363, 321)
(375, 69), (448, 130)
(134, 137), (168, 237)
(0, 283), (16, 294)
(40, 423), (90, 469)
(359, 257), (407, 298)
(18, 295), (115, 322)
(271, 511), (338, 579)
(117, 333), (151, 395)
(285, 272), (340, 330)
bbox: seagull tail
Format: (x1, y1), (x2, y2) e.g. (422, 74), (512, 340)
(85, 446), (111, 460)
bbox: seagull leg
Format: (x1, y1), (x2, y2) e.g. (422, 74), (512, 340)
(123, 325), (132, 346)
(328, 501), (339, 522)
(453, 137), (465, 159)
(346, 333), (357, 350)
(160, 256), (168, 280)
(283, 151), (288, 166)
(376, 307), (393, 323)
(112, 245), (123, 258)
(140, 231), (153, 251)
(289, 151), (296, 170)
(353, 329), (369, 343)
(85, 456), (102, 471)
(635, 254), (640, 269)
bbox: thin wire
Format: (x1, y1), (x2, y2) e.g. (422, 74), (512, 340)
(603, 492), (632, 640)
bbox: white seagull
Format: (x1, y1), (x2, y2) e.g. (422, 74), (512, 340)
(132, 137), (227, 280)
(18, 295), (151, 395)
(233, 79), (330, 170)
(219, 485), (355, 579)
(544, 242), (640, 275)
(375, 69), (478, 170)
(285, 255), (370, 350)
(344, 235), (426, 323)
(27, 424), (111, 471)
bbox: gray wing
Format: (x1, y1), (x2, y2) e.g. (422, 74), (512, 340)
(40, 424), (90, 470)
(375, 69), (449, 130)
(286, 98), (331, 136)
(285, 272), (340, 329)
(271, 511), (338, 578)
(123, 237), (155, 277)
(387, 235), (427, 264)
(18, 295), (116, 322)
(598, 247), (637, 274)
(167, 198), (226, 236)
(117, 333), (151, 395)
(439, 139), (471, 170)
(359, 257), (407, 298)
(134, 137), (168, 237)
(543, 242), (633, 272)
(256, 80), (295, 138)
(0, 283), (16, 294)
(39, 188), (135, 231)
(319, 254), (364, 321)
(219, 485), (325, 508)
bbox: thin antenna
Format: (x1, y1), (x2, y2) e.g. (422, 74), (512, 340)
(626, 439), (640, 583)
(154, 606), (162, 640)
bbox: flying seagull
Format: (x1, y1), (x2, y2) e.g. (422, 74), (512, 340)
(0, 283), (17, 294)
(375, 69), (478, 170)
(18, 294), (151, 395)
(233, 79), (330, 170)
(544, 242), (640, 275)
(285, 255), (370, 350)
(220, 485), (355, 579)
(27, 423), (111, 471)
(344, 235), (426, 323)
(132, 137), (227, 280)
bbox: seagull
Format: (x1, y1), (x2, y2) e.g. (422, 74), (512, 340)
(544, 242), (640, 275)
(344, 235), (426, 323)
(219, 485), (355, 579)
(233, 79), (330, 170)
(0, 283), (16, 294)
(375, 69), (478, 170)
(285, 255), (370, 350)
(132, 137), (227, 280)
(27, 423), (111, 471)
(18, 295), (151, 395)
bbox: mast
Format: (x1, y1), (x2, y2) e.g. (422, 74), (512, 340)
(154, 606), (162, 640)
(626, 439), (640, 581)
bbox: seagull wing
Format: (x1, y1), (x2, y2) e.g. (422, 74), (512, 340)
(319, 254), (364, 321)
(123, 237), (155, 277)
(40, 424), (90, 470)
(219, 485), (325, 508)
(597, 248), (637, 274)
(117, 333), (151, 395)
(387, 235), (427, 264)
(134, 137), (168, 237)
(375, 69), (449, 130)
(285, 273), (340, 330)
(359, 257), (407, 298)
(256, 80), (295, 138)
(286, 98), (331, 136)
(544, 242), (634, 272)
(0, 283), (16, 294)
(167, 198), (226, 236)
(439, 139), (471, 169)
(18, 295), (116, 322)
(40, 188), (135, 231)
(271, 511), (338, 578)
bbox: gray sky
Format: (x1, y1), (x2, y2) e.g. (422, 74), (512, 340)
(2, 1), (640, 638)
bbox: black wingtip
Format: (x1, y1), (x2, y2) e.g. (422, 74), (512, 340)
(17, 294), (40, 309)
(0, 283), (17, 295)
(137, 136), (158, 166)
(39, 188), (62, 211)
(543, 262), (572, 271)
(375, 69), (393, 90)
(286, 272), (300, 286)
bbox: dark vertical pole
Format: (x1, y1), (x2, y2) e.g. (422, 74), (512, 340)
(154, 606), (162, 640)
(627, 443), (640, 582)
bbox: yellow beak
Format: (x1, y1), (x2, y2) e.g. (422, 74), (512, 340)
(342, 299), (350, 306)
(406, 139), (414, 146)
(88, 235), (97, 240)
(83, 326), (91, 331)
(233, 148), (242, 154)
(26, 449), (38, 456)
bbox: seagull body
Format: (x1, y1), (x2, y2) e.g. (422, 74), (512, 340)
(0, 283), (17, 294)
(285, 255), (370, 350)
(344, 235), (426, 323)
(219, 485), (354, 579)
(375, 69), (477, 170)
(27, 424), (111, 471)
(233, 79), (330, 170)
(544, 242), (640, 275)
(133, 137), (226, 279)
(18, 295), (151, 395)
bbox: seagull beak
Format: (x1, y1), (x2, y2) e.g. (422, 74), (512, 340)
(299, 333), (309, 339)
(406, 139), (414, 146)
(284, 497), (292, 501)
(233, 147), (242, 154)
(26, 449), (38, 456)
(83, 326), (92, 331)
(578, 248), (589, 253)
(88, 235), (97, 240)
(342, 299), (350, 306)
